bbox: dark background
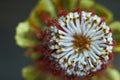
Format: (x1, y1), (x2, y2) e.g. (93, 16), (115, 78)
(0, 0), (120, 80)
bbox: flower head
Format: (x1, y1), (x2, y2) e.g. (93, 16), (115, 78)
(48, 9), (114, 77)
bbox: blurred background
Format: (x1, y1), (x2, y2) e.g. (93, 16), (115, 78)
(0, 0), (120, 80)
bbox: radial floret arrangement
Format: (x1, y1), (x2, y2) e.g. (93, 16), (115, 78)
(48, 10), (114, 77)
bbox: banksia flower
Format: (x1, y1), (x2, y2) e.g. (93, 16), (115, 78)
(37, 10), (114, 79)
(15, 0), (120, 80)
(29, 9), (115, 80)
(47, 9), (114, 78)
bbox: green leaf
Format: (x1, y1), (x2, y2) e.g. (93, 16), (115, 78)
(94, 4), (113, 23)
(106, 68), (120, 80)
(22, 66), (41, 80)
(37, 0), (56, 18)
(61, 0), (78, 10)
(109, 21), (120, 52)
(80, 0), (95, 10)
(30, 52), (41, 60)
(15, 21), (38, 48)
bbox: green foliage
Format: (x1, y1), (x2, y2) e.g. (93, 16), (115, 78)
(94, 4), (113, 23)
(106, 68), (120, 80)
(37, 0), (56, 18)
(15, 21), (38, 48)
(22, 66), (41, 80)
(110, 21), (120, 52)
(80, 0), (95, 10)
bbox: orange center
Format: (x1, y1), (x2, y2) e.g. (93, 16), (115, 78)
(73, 34), (91, 53)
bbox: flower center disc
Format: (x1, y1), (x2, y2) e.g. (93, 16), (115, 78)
(73, 34), (91, 53)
